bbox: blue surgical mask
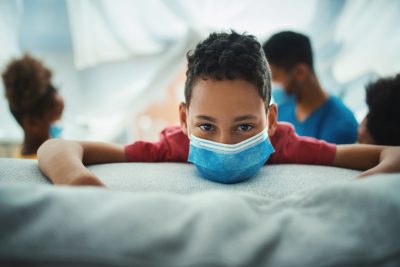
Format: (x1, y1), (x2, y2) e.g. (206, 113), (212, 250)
(271, 84), (293, 105)
(49, 121), (63, 138)
(188, 127), (275, 184)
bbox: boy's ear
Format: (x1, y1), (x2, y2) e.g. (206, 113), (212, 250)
(267, 103), (278, 137)
(179, 102), (188, 135)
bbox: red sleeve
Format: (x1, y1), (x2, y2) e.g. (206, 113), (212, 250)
(268, 122), (336, 165)
(124, 126), (189, 162)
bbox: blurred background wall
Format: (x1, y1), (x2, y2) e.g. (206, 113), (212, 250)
(1, 0), (399, 156)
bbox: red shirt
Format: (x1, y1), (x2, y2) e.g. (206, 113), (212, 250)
(125, 122), (336, 165)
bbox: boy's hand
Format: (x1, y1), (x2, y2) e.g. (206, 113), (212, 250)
(358, 147), (400, 178)
(68, 175), (105, 187)
(38, 139), (125, 186)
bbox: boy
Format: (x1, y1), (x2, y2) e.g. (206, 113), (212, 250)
(358, 74), (400, 146)
(262, 31), (358, 144)
(38, 31), (400, 186)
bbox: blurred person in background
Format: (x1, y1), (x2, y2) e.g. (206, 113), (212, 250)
(358, 74), (400, 146)
(2, 54), (64, 159)
(263, 31), (358, 144)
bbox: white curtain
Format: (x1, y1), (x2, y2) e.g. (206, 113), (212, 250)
(0, 0), (22, 141)
(66, 0), (317, 70)
(0, 0), (21, 64)
(332, 0), (400, 82)
(67, 0), (189, 69)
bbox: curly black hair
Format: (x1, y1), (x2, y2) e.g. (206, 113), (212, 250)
(366, 73), (400, 146)
(262, 31), (314, 72)
(184, 31), (271, 107)
(2, 54), (57, 124)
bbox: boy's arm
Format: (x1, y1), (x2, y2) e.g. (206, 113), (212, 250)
(333, 145), (400, 177)
(37, 139), (126, 186)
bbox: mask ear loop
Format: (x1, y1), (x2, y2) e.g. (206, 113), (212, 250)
(265, 104), (270, 134)
(186, 109), (191, 138)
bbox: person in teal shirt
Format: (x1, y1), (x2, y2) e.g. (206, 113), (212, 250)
(263, 31), (358, 144)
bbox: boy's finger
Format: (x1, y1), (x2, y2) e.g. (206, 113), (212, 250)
(356, 166), (380, 179)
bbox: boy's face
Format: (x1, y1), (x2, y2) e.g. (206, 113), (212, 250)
(179, 79), (277, 144)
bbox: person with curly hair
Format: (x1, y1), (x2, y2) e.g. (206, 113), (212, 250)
(2, 54), (64, 159)
(358, 74), (400, 146)
(36, 31), (400, 186)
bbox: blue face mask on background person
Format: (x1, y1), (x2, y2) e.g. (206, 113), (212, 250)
(271, 84), (293, 105)
(188, 126), (275, 184)
(49, 121), (63, 138)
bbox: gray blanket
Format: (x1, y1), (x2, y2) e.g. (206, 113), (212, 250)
(1, 172), (400, 266)
(0, 158), (360, 198)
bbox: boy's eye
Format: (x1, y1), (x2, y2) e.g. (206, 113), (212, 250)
(237, 124), (253, 132)
(199, 124), (214, 131)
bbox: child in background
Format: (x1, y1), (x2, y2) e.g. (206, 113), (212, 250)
(38, 32), (400, 186)
(2, 54), (64, 159)
(358, 74), (400, 146)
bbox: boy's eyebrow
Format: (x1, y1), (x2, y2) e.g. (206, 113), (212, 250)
(233, 115), (258, 122)
(196, 115), (217, 122)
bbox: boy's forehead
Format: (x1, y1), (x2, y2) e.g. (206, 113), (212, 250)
(189, 79), (266, 115)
